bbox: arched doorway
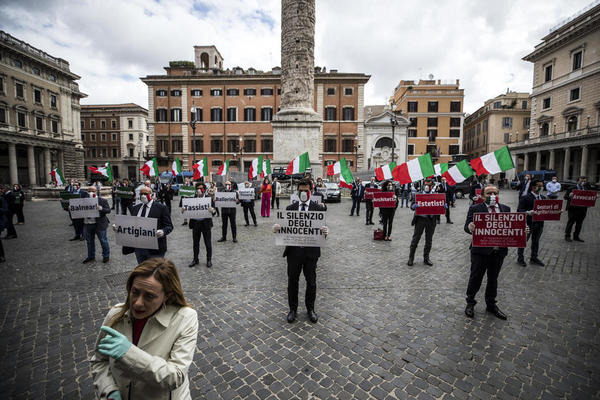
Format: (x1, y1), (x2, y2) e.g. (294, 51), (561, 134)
(375, 137), (394, 148)
(200, 52), (209, 69)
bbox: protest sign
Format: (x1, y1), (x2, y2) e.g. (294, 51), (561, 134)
(69, 198), (100, 219)
(215, 191), (238, 208)
(364, 188), (380, 200)
(181, 197), (212, 218)
(238, 188), (256, 201)
(178, 185), (196, 197)
(275, 210), (326, 247)
(533, 199), (563, 221)
(317, 187), (328, 197)
(472, 212), (526, 248)
(115, 186), (133, 199)
(570, 190), (597, 207)
(114, 214), (158, 250)
(474, 189), (484, 204)
(415, 194), (446, 215)
(60, 191), (80, 210)
(373, 192), (395, 208)
(290, 193), (321, 204)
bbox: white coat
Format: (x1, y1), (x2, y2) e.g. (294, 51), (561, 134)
(90, 303), (198, 400)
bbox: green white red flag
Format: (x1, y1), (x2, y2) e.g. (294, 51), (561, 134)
(89, 162), (113, 183)
(260, 158), (271, 178)
(140, 157), (159, 177)
(434, 163), (449, 177)
(192, 157), (209, 180)
(392, 153), (435, 184)
(338, 158), (354, 188)
(375, 162), (396, 180)
(217, 160), (229, 176)
(171, 158), (182, 176)
(286, 152), (310, 175)
(50, 167), (65, 186)
(327, 161), (341, 176)
(470, 146), (515, 176)
(249, 155), (263, 179)
(442, 160), (473, 185)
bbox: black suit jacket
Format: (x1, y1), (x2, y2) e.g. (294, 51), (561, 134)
(564, 184), (590, 214)
(517, 192), (546, 226)
(464, 202), (511, 257)
(129, 201), (174, 254)
(351, 183), (364, 199)
(437, 183), (454, 202)
(469, 182), (483, 202)
(282, 200), (327, 259)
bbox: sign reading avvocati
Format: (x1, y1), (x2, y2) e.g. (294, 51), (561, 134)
(472, 212), (526, 248)
(69, 198), (100, 219)
(114, 215), (158, 250)
(570, 190), (597, 207)
(275, 210), (326, 247)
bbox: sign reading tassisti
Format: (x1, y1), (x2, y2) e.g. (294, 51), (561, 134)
(181, 197), (212, 218)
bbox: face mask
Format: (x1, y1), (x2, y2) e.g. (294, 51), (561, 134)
(226, 185), (231, 190)
(534, 186), (542, 193)
(299, 191), (310, 202)
(424, 186), (431, 193)
(91, 193), (97, 198)
(140, 194), (151, 204)
(371, 180), (375, 184)
(485, 194), (498, 206)
(196, 189), (204, 196)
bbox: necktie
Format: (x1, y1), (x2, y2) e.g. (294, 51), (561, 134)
(141, 204), (148, 217)
(490, 206), (496, 213)
(301, 203), (306, 211)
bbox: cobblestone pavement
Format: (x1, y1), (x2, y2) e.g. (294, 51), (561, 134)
(0, 189), (599, 399)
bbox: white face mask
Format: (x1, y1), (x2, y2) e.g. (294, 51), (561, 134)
(226, 185), (231, 190)
(196, 189), (204, 196)
(424, 186), (431, 193)
(299, 191), (309, 202)
(140, 194), (150, 204)
(487, 194), (497, 206)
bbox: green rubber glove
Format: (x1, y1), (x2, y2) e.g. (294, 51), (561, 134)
(107, 390), (122, 400)
(98, 326), (132, 360)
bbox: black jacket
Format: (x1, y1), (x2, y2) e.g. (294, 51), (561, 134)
(517, 179), (531, 198)
(129, 201), (174, 254)
(469, 182), (483, 202)
(351, 182), (364, 199)
(189, 194), (216, 229)
(464, 202), (511, 257)
(282, 200), (327, 259)
(437, 183), (454, 202)
(564, 183), (590, 213)
(0, 196), (8, 233)
(517, 192), (546, 226)
(87, 197), (111, 232)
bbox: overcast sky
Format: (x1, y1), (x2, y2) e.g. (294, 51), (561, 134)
(0, 0), (594, 114)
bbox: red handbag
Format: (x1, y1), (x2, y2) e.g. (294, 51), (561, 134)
(373, 229), (385, 240)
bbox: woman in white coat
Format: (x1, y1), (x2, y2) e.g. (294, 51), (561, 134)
(91, 258), (198, 400)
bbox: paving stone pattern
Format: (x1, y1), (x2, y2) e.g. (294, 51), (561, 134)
(0, 189), (599, 399)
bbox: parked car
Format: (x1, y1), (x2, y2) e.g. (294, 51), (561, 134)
(271, 166), (313, 181)
(517, 170), (557, 186)
(558, 180), (600, 192)
(453, 180), (472, 199)
(323, 182), (341, 202)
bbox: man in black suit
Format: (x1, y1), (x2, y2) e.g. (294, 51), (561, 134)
(273, 178), (328, 324)
(69, 182), (87, 241)
(464, 184), (520, 320)
(218, 180), (239, 243)
(349, 178), (363, 216)
(1, 185), (17, 239)
(240, 181), (258, 227)
(436, 177), (454, 224)
(271, 177), (280, 209)
(517, 174), (531, 198)
(517, 179), (546, 266)
(119, 178), (134, 215)
(0, 191), (7, 263)
(82, 186), (111, 264)
(469, 175), (486, 204)
(564, 176), (590, 242)
(186, 182), (216, 268)
(408, 179), (439, 266)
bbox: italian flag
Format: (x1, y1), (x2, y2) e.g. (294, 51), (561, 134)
(89, 162), (113, 183)
(326, 161), (341, 176)
(260, 158), (271, 178)
(50, 167), (65, 186)
(192, 157), (209, 180)
(375, 162), (396, 180)
(286, 152), (310, 175)
(140, 157), (159, 177)
(217, 159), (229, 176)
(338, 158), (354, 188)
(442, 160), (473, 185)
(470, 146), (515, 176)
(434, 163), (449, 177)
(171, 158), (182, 176)
(249, 155), (263, 179)
(392, 153), (435, 184)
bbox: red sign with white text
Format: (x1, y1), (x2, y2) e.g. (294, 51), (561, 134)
(472, 212), (527, 248)
(474, 189), (484, 204)
(533, 199), (563, 221)
(570, 190), (597, 207)
(364, 188), (380, 200)
(373, 192), (395, 208)
(415, 194), (446, 215)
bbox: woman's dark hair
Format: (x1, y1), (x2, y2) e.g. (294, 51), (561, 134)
(381, 180), (391, 191)
(195, 182), (206, 190)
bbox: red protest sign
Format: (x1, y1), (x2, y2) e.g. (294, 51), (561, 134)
(474, 189), (484, 204)
(570, 190), (597, 207)
(415, 194), (446, 215)
(373, 192), (395, 208)
(533, 199), (563, 221)
(364, 188), (380, 200)
(472, 212), (527, 248)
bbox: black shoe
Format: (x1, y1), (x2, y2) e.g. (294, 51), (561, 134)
(530, 258), (545, 266)
(486, 305), (507, 320)
(437, 220), (440, 224)
(254, 223), (258, 227)
(217, 238), (226, 242)
(0, 257), (5, 263)
(102, 257), (109, 263)
(407, 258), (414, 266)
(565, 236), (572, 242)
(5, 235), (17, 239)
(82, 258), (95, 264)
(244, 224), (249, 227)
(365, 222), (369, 225)
(574, 237), (585, 242)
(349, 214), (353, 216)
(424, 258), (433, 266)
(465, 304), (474, 318)
(69, 223), (73, 226)
(517, 258), (527, 267)
(287, 310), (297, 323)
(69, 236), (80, 241)
(308, 310), (318, 323)
(232, 238), (237, 243)
(206, 260), (212, 268)
(182, 221), (188, 226)
(80, 237), (85, 241)
(188, 260), (199, 268)
(447, 221), (453, 224)
(356, 214), (360, 217)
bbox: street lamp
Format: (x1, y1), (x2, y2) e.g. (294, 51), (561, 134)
(238, 137), (245, 173)
(189, 105), (197, 166)
(390, 101), (399, 164)
(353, 135), (359, 172)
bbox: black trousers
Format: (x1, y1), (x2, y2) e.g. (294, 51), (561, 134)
(565, 209), (587, 239)
(466, 252), (505, 306)
(221, 210), (237, 239)
(192, 223), (212, 261)
(381, 208), (395, 236)
(287, 256), (318, 312)
(365, 200), (374, 224)
(15, 204), (24, 223)
(5, 212), (16, 237)
(350, 198), (361, 215)
(120, 199), (133, 215)
(242, 204), (256, 225)
(73, 218), (84, 238)
(518, 222), (543, 260)
(409, 217), (436, 258)
(445, 205), (451, 222)
(271, 195), (279, 209)
(0, 237), (4, 258)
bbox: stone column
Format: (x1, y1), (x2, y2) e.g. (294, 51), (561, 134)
(563, 147), (570, 180)
(580, 145), (588, 178)
(535, 151), (541, 171)
(548, 149), (555, 171)
(523, 153), (529, 171)
(44, 148), (52, 184)
(8, 143), (18, 184)
(27, 145), (37, 186)
(58, 149), (65, 174)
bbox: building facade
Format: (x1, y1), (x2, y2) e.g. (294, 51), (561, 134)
(81, 104), (148, 181)
(363, 105), (409, 169)
(140, 46), (370, 175)
(509, 3), (600, 182)
(464, 91), (531, 179)
(0, 30), (86, 186)
(391, 79), (464, 164)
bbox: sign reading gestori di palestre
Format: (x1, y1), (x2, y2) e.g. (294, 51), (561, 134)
(275, 210), (326, 247)
(69, 198), (100, 219)
(114, 215), (159, 250)
(238, 188), (255, 201)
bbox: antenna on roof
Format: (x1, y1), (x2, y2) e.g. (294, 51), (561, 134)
(428, 74), (434, 80)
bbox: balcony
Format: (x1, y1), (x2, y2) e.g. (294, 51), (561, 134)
(509, 125), (600, 151)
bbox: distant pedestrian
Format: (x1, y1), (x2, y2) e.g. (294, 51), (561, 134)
(13, 184), (25, 224)
(271, 177), (281, 209)
(407, 179), (439, 266)
(185, 182), (216, 268)
(241, 181), (258, 226)
(350, 178), (364, 216)
(564, 176), (590, 242)
(379, 180), (397, 241)
(82, 186), (111, 264)
(260, 178), (272, 217)
(546, 176), (561, 199)
(217, 181), (239, 243)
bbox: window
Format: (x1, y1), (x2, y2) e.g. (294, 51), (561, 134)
(427, 129), (437, 140)
(493, 101), (501, 109)
(261, 138), (273, 152)
(542, 97), (551, 110)
(157, 140), (169, 153)
(34, 88), (42, 104)
(226, 88), (238, 96)
(342, 139), (354, 152)
(101, 120), (106, 129)
(90, 120), (96, 129)
(428, 101), (438, 112)
(544, 64), (552, 82)
(13, 59), (22, 68)
(567, 116), (578, 132)
(540, 123), (549, 136)
(170, 108), (182, 122)
(129, 147), (134, 157)
(244, 108), (256, 122)
(112, 120), (117, 129)
(244, 139), (257, 153)
(521, 100), (528, 109)
(450, 117), (461, 127)
(449, 145), (459, 155)
(504, 133), (510, 144)
(569, 87), (580, 102)
(156, 89), (167, 96)
(449, 129), (460, 137)
(502, 117), (512, 128)
(16, 111), (26, 127)
(50, 94), (57, 108)
(427, 117), (438, 127)
(324, 107), (336, 121)
(112, 133), (117, 141)
(523, 117), (530, 129)
(261, 107), (273, 121)
(342, 107), (354, 121)
(408, 117), (417, 127)
(129, 133), (134, 140)
(35, 116), (43, 130)
(344, 87), (353, 96)
(155, 109), (167, 122)
(482, 120), (488, 132)
(172, 139), (183, 152)
(170, 90), (182, 96)
(91, 133), (96, 141)
(261, 88), (273, 96)
(101, 133), (106, 141)
(572, 50), (582, 71)
(407, 101), (418, 112)
(408, 129), (417, 138)
(227, 139), (240, 153)
(426, 144), (437, 155)
(277, 88), (281, 95)
(243, 88), (256, 96)
(81, 133), (85, 141)
(33, 67), (40, 75)
(0, 76), (4, 94)
(227, 107), (237, 122)
(212, 159), (223, 167)
(112, 148), (118, 158)
(324, 139), (336, 152)
(126, 119), (131, 129)
(191, 89), (203, 96)
(450, 101), (461, 112)
(51, 120), (58, 134)
(211, 108), (222, 121)
(407, 144), (414, 155)
(191, 139), (203, 152)
(15, 82), (24, 98)
(210, 139), (223, 152)
(326, 88), (335, 96)
(49, 74), (56, 82)
(210, 89), (222, 96)
(191, 108), (202, 122)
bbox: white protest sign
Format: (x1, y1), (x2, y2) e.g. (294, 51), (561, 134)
(290, 193), (322, 204)
(275, 210), (326, 247)
(69, 197), (100, 219)
(182, 197), (212, 218)
(215, 191), (238, 208)
(238, 188), (255, 201)
(114, 214), (159, 250)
